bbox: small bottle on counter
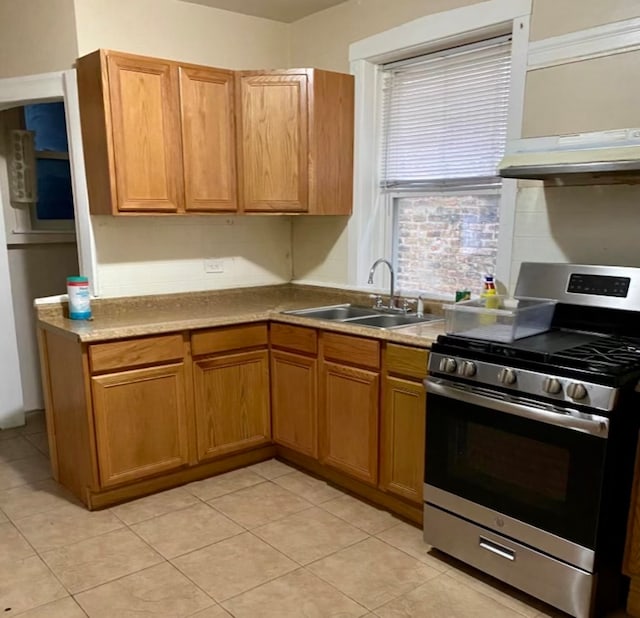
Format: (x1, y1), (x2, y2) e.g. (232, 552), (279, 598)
(67, 276), (92, 320)
(481, 274), (500, 309)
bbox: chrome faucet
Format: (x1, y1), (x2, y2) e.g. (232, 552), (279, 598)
(367, 258), (397, 311)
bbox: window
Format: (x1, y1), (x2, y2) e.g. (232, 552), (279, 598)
(380, 37), (512, 297)
(24, 102), (75, 224)
(4, 101), (75, 234)
(348, 0), (530, 296)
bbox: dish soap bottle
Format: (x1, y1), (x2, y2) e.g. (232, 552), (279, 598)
(481, 274), (500, 310)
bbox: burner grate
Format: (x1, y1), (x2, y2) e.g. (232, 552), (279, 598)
(551, 337), (640, 374)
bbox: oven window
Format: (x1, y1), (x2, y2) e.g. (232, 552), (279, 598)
(460, 424), (570, 506)
(426, 393), (607, 548)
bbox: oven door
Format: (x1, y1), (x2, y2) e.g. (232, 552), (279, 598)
(424, 377), (609, 564)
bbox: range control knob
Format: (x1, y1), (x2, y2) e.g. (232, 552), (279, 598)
(567, 382), (588, 400)
(498, 368), (517, 385)
(458, 361), (477, 377)
(438, 357), (457, 374)
(543, 377), (562, 395)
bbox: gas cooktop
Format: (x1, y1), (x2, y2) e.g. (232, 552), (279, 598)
(435, 330), (640, 384)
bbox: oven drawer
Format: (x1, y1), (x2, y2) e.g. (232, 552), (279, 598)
(423, 504), (593, 618)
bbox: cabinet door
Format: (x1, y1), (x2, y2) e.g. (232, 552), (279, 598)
(91, 363), (189, 487)
(180, 67), (237, 212)
(271, 350), (317, 457)
(320, 360), (379, 485)
(107, 53), (183, 212)
(194, 350), (270, 460)
(237, 73), (308, 212)
(380, 376), (426, 504)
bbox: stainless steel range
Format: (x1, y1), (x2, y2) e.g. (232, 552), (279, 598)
(423, 263), (640, 618)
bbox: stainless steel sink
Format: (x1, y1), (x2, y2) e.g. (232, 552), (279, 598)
(348, 313), (441, 329)
(285, 304), (378, 321)
(283, 304), (443, 329)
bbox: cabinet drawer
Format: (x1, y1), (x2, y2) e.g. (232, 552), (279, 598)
(191, 323), (268, 356)
(271, 323), (317, 355)
(89, 334), (184, 373)
(385, 344), (429, 380)
(322, 332), (380, 370)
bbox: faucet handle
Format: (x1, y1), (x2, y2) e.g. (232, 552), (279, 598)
(369, 294), (383, 309)
(401, 298), (417, 314)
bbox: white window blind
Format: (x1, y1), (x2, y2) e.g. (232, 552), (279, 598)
(380, 36), (512, 191)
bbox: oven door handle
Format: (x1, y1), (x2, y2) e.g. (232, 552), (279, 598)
(425, 378), (609, 438)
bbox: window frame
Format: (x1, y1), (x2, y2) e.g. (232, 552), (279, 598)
(347, 0), (531, 295)
(0, 70), (97, 293)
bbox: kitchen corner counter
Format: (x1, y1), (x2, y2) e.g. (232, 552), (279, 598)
(35, 284), (445, 347)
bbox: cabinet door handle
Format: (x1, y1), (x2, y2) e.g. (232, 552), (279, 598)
(479, 536), (516, 561)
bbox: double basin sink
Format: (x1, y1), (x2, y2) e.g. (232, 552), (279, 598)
(284, 303), (443, 330)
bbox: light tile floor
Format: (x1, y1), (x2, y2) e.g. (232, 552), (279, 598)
(0, 412), (631, 617)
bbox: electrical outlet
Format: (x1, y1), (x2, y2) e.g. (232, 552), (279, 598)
(204, 258), (225, 273)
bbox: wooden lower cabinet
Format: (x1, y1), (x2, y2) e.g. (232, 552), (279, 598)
(271, 349), (318, 457)
(40, 319), (427, 522)
(379, 343), (429, 505)
(91, 363), (190, 487)
(193, 349), (271, 460)
(380, 375), (426, 503)
(319, 360), (379, 485)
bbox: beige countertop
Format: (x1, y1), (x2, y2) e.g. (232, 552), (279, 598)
(36, 284), (446, 348)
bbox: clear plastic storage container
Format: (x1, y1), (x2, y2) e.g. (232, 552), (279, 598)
(443, 297), (557, 343)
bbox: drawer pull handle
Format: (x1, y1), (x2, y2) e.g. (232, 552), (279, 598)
(479, 536), (516, 561)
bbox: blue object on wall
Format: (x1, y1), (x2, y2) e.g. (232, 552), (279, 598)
(23, 102), (74, 220)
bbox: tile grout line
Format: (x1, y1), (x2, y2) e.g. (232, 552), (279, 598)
(66, 560), (216, 613)
(4, 516), (80, 614)
(372, 530), (453, 573)
(216, 563), (369, 616)
(169, 537), (293, 611)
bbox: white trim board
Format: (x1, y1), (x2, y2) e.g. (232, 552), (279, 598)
(0, 70), (98, 293)
(63, 70), (98, 296)
(528, 16), (640, 70)
(349, 0), (531, 63)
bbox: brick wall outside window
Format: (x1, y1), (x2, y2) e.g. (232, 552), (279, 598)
(394, 193), (499, 298)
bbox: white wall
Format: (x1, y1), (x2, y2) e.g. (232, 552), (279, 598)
(74, 0), (289, 68)
(8, 244), (79, 410)
(289, 0), (484, 73)
(0, 0), (78, 78)
(510, 184), (640, 290)
(0, 220), (23, 428)
(73, 0), (294, 297)
(292, 217), (349, 285)
(94, 216), (292, 297)
(529, 0), (640, 40)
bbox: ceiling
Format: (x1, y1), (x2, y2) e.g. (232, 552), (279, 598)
(180, 0), (349, 23)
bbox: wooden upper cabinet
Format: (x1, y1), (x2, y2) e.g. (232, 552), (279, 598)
(77, 50), (353, 216)
(179, 67), (237, 212)
(237, 73), (308, 213)
(76, 50), (185, 214)
(236, 69), (354, 215)
(106, 54), (184, 213)
(76, 50), (237, 215)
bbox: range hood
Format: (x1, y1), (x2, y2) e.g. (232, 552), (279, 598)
(498, 128), (640, 182)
